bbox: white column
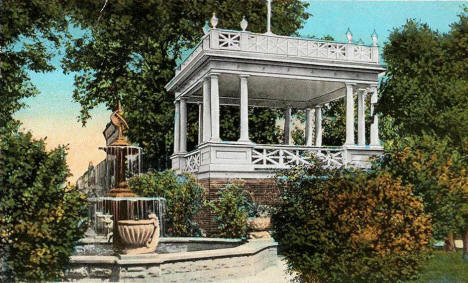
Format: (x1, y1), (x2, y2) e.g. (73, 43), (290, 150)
(305, 108), (313, 146)
(283, 107), (292, 145)
(370, 84), (380, 146)
(357, 89), (366, 146)
(266, 0), (272, 34)
(345, 83), (355, 146)
(315, 105), (322, 147)
(173, 100), (180, 154)
(198, 103), (203, 145)
(239, 75), (250, 143)
(210, 73), (220, 141)
(179, 99), (187, 153)
(202, 78), (211, 142)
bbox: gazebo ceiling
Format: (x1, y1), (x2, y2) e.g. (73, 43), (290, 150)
(186, 74), (352, 109)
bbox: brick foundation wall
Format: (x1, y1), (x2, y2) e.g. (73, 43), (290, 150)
(195, 178), (280, 235)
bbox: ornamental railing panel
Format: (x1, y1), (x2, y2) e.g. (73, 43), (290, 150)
(183, 150), (201, 173)
(251, 145), (344, 170)
(218, 31), (241, 50)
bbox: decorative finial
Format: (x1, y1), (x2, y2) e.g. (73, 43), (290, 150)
(371, 29), (378, 46)
(240, 16), (248, 31)
(203, 21), (210, 35)
(210, 12), (218, 29)
(266, 0), (272, 34)
(346, 28), (353, 43)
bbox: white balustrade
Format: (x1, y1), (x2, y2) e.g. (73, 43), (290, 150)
(180, 143), (381, 174)
(175, 29), (379, 75)
(251, 145), (345, 170)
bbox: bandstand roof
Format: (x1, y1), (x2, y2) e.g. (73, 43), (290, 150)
(166, 25), (385, 109)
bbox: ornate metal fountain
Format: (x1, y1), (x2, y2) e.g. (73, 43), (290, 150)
(90, 103), (165, 254)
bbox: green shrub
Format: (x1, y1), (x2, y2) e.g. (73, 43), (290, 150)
(378, 135), (468, 243)
(208, 182), (252, 239)
(0, 131), (88, 282)
(272, 158), (432, 283)
(128, 170), (205, 236)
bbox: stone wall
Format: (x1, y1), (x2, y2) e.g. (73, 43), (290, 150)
(65, 240), (278, 282)
(196, 178), (279, 234)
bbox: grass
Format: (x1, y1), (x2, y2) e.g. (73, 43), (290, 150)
(411, 251), (468, 283)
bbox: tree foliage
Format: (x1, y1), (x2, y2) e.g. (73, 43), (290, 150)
(0, 0), (67, 132)
(63, 0), (309, 169)
(272, 159), (432, 282)
(379, 11), (468, 153)
(378, 9), (468, 256)
(0, 132), (88, 282)
(128, 170), (205, 236)
(378, 135), (468, 241)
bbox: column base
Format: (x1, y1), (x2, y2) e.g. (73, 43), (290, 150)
(237, 139), (252, 144)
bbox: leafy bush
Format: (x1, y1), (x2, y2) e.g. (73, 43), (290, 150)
(379, 135), (468, 249)
(272, 158), (432, 282)
(0, 131), (88, 282)
(128, 170), (205, 236)
(208, 182), (252, 239)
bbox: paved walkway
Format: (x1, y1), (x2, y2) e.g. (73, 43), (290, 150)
(219, 256), (295, 283)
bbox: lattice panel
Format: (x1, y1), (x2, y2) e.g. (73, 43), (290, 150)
(252, 146), (344, 169)
(183, 152), (201, 173)
(218, 32), (241, 50)
(352, 45), (372, 61)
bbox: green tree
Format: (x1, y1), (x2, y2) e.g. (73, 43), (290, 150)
(1, 3), (88, 280)
(0, 0), (67, 132)
(378, 10), (468, 257)
(0, 132), (88, 282)
(64, 0), (309, 169)
(378, 13), (468, 153)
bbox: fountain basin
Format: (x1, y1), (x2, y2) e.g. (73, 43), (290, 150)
(118, 213), (159, 254)
(66, 238), (278, 282)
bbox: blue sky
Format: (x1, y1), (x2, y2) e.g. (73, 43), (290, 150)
(14, 1), (466, 180)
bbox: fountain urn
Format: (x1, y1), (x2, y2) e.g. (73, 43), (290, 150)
(118, 213), (160, 254)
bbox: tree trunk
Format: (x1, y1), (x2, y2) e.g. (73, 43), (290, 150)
(445, 232), (455, 252)
(463, 229), (468, 262)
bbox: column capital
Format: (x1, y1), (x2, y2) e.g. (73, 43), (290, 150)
(239, 74), (250, 78)
(345, 82), (357, 86)
(367, 84), (378, 92)
(209, 72), (221, 78)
